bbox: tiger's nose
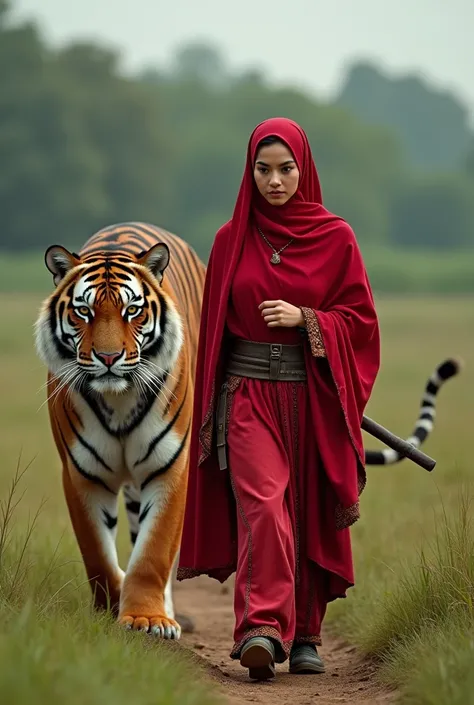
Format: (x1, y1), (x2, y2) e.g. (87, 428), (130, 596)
(94, 350), (123, 367)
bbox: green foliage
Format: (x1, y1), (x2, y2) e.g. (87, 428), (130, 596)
(0, 9), (174, 251)
(0, 24), (109, 250)
(1, 6), (474, 279)
(337, 61), (472, 171)
(463, 138), (474, 181)
(389, 173), (474, 250)
(170, 42), (228, 88)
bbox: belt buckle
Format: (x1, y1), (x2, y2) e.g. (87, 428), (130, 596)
(269, 344), (282, 380)
(270, 343), (282, 359)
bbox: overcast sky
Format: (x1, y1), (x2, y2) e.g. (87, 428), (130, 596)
(14, 0), (473, 116)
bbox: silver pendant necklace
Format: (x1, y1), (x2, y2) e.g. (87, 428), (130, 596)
(257, 227), (294, 265)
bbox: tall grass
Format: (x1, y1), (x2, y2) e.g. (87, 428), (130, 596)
(330, 490), (474, 704)
(0, 460), (222, 705)
(0, 459), (85, 614)
(384, 492), (474, 704)
(363, 491), (474, 660)
(400, 626), (474, 705)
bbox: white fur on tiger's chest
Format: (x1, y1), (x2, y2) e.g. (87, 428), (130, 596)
(70, 391), (183, 491)
(125, 407), (183, 483)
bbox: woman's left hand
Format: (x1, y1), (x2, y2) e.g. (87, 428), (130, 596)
(258, 300), (305, 328)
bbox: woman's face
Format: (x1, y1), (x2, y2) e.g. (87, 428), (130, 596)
(253, 141), (300, 206)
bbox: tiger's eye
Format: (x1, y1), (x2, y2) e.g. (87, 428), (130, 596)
(77, 306), (90, 316)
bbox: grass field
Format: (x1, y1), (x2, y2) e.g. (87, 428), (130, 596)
(0, 292), (473, 703)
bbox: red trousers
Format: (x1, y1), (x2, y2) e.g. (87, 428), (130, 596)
(227, 378), (334, 662)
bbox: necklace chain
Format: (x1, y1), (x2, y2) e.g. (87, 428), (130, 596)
(257, 227), (294, 265)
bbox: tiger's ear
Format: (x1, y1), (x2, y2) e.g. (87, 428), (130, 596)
(45, 245), (81, 287)
(137, 243), (170, 284)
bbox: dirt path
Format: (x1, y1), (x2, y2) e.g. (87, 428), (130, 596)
(174, 575), (396, 705)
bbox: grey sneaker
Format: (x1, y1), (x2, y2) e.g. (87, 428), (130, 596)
(240, 636), (276, 680)
(289, 644), (325, 674)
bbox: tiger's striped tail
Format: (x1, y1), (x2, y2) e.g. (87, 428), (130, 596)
(365, 358), (462, 466)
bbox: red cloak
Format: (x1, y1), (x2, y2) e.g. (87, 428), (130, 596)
(177, 117), (380, 583)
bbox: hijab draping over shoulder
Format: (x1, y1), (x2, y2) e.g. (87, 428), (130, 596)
(177, 118), (380, 583)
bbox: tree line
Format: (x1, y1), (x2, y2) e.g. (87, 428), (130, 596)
(1, 0), (474, 262)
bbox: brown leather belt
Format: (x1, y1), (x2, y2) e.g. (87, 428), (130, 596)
(216, 338), (307, 470)
(226, 338), (307, 382)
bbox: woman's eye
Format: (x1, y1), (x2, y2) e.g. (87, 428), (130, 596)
(77, 306), (90, 316)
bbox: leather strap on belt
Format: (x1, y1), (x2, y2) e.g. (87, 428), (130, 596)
(215, 338), (307, 470)
(216, 382), (228, 471)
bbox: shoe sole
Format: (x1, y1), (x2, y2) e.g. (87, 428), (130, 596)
(289, 661), (326, 675)
(240, 643), (276, 681)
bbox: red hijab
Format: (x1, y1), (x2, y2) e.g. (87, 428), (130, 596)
(198, 118), (341, 419)
(178, 118), (380, 582)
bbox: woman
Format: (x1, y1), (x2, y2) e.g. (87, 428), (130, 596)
(177, 117), (380, 681)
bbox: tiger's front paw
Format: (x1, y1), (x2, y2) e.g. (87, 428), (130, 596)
(119, 613), (181, 639)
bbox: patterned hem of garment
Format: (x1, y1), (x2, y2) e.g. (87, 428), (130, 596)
(336, 469), (367, 529)
(293, 635), (322, 646)
(230, 627), (292, 663)
(300, 307), (326, 357)
(335, 500), (360, 530)
(176, 564), (235, 584)
(198, 381), (215, 466)
(176, 567), (202, 581)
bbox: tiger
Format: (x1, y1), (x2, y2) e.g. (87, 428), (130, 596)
(35, 221), (205, 639)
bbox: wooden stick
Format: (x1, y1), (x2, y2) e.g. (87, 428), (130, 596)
(362, 415), (436, 472)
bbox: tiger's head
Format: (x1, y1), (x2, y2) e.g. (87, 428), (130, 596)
(35, 244), (183, 396)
